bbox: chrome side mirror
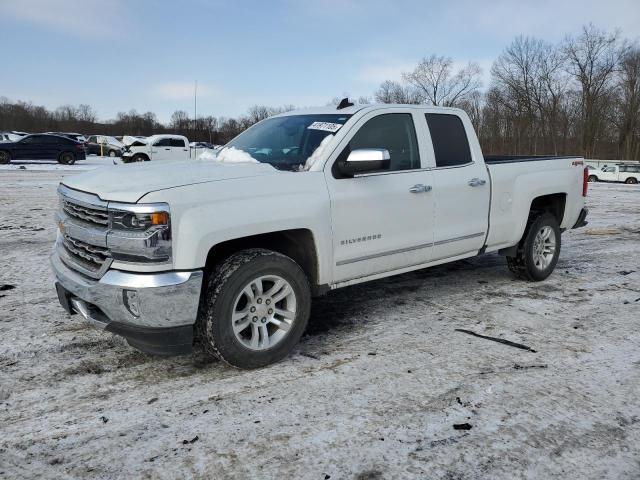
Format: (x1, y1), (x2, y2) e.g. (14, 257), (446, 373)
(339, 148), (391, 177)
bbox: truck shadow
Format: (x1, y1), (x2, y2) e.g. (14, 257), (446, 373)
(305, 253), (506, 337)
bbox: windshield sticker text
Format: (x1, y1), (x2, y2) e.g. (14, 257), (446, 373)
(307, 122), (343, 133)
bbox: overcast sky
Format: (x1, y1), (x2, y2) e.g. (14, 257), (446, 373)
(1, 0), (639, 123)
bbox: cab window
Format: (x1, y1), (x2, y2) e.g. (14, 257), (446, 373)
(426, 113), (472, 168)
(336, 113), (420, 173)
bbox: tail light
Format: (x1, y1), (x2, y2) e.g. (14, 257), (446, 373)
(75, 144), (84, 150)
(582, 167), (588, 197)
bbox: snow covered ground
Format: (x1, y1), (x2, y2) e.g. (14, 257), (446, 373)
(0, 155), (120, 172)
(0, 172), (639, 479)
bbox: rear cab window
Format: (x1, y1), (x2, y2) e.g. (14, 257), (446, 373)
(425, 113), (472, 168)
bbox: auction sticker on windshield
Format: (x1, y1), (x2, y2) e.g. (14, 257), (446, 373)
(307, 122), (344, 133)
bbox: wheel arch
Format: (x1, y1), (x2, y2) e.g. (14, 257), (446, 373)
(529, 193), (567, 225)
(203, 229), (324, 295)
(133, 152), (150, 161)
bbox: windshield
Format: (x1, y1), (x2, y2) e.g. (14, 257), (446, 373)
(224, 114), (352, 171)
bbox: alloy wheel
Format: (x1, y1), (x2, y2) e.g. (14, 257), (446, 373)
(231, 275), (297, 351)
(532, 226), (556, 270)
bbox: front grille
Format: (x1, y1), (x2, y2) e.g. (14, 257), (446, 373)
(62, 199), (109, 227)
(62, 235), (110, 274)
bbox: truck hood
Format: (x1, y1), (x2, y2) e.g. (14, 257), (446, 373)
(62, 159), (277, 203)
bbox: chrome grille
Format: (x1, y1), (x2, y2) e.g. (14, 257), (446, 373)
(62, 199), (109, 227)
(62, 235), (110, 273)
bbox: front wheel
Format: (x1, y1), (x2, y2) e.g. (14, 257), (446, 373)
(587, 175), (598, 182)
(108, 149), (117, 157)
(132, 154), (148, 162)
(58, 151), (76, 165)
(0, 150), (10, 164)
(198, 249), (311, 369)
(625, 177), (638, 184)
(507, 213), (561, 281)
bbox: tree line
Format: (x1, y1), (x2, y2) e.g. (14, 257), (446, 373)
(374, 24), (640, 160)
(0, 99), (293, 145)
(1, 24), (638, 159)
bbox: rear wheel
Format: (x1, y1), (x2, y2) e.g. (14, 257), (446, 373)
(587, 175), (598, 182)
(108, 149), (117, 157)
(625, 177), (638, 184)
(0, 150), (10, 164)
(507, 213), (561, 281)
(58, 151), (76, 165)
(198, 248), (311, 369)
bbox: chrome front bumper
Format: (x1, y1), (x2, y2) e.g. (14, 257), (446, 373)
(51, 250), (203, 355)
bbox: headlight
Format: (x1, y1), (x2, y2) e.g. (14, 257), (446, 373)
(107, 203), (172, 264)
(110, 211), (169, 231)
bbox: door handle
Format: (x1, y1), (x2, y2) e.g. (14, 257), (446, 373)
(409, 184), (432, 193)
(468, 178), (486, 187)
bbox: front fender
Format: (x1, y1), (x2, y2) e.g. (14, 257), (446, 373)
(141, 172), (334, 284)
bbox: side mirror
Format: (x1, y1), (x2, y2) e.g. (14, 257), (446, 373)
(338, 148), (390, 177)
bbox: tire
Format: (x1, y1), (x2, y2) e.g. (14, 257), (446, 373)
(198, 248), (311, 369)
(58, 151), (76, 165)
(587, 175), (598, 182)
(506, 213), (561, 282)
(132, 154), (149, 162)
(0, 150), (10, 164)
(624, 177), (638, 184)
(108, 150), (116, 157)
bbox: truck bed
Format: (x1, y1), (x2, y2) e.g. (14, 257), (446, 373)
(484, 155), (579, 164)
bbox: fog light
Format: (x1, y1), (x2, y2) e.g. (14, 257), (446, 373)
(123, 289), (140, 317)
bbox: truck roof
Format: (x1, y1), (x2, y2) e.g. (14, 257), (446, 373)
(274, 103), (466, 118)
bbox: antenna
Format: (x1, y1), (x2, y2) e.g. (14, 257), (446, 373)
(194, 80), (198, 141)
(337, 97), (354, 110)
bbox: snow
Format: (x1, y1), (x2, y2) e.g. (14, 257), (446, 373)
(205, 146), (258, 164)
(0, 156), (121, 172)
(301, 134), (334, 171)
(0, 177), (639, 479)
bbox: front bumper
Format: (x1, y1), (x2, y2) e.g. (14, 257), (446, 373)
(51, 250), (203, 355)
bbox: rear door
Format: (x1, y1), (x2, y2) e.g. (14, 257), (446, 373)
(171, 137), (190, 159)
(423, 113), (490, 261)
(42, 136), (63, 159)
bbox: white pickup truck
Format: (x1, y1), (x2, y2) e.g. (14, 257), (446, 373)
(587, 164), (640, 184)
(51, 103), (589, 368)
(121, 134), (190, 163)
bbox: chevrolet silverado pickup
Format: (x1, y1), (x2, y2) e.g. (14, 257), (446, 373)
(51, 103), (589, 368)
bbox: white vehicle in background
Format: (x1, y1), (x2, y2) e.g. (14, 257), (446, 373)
(121, 134), (190, 163)
(1, 131), (27, 142)
(587, 164), (640, 184)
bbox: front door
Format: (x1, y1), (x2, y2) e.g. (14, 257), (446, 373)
(150, 138), (172, 160)
(325, 111), (435, 283)
(599, 166), (618, 182)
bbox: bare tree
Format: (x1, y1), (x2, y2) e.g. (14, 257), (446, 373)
(615, 48), (640, 159)
(170, 110), (190, 130)
(564, 24), (628, 157)
(374, 80), (421, 104)
(402, 55), (482, 107)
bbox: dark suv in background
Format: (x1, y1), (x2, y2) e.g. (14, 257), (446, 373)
(0, 134), (87, 164)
